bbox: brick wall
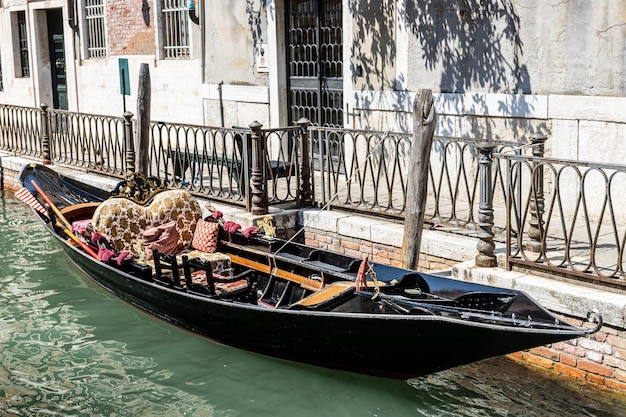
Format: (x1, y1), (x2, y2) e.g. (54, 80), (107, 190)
(1, 167), (21, 192)
(304, 229), (459, 271)
(509, 316), (626, 393)
(108, 0), (156, 55)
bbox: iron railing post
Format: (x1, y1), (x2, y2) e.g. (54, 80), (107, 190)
(476, 141), (497, 267)
(249, 120), (267, 215)
(123, 111), (135, 176)
(40, 103), (51, 165)
(297, 117), (312, 207)
(527, 133), (547, 253)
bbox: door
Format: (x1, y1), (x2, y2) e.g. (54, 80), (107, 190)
(286, 0), (343, 127)
(47, 9), (67, 110)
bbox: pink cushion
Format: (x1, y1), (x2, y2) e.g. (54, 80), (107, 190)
(192, 219), (219, 253)
(143, 221), (179, 260)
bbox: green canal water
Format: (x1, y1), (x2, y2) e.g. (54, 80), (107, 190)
(1, 191), (625, 416)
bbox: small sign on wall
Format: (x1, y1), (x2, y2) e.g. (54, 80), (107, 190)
(119, 58), (130, 95)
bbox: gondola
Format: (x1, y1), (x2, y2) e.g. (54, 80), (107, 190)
(17, 163), (602, 379)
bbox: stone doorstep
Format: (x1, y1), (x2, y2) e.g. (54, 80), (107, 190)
(5, 152), (625, 330)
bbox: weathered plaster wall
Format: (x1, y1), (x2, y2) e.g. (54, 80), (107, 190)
(403, 0), (625, 97)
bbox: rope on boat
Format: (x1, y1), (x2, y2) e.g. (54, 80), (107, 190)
(269, 133), (391, 270)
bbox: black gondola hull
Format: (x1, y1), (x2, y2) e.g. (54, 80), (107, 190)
(55, 226), (583, 378)
(20, 163), (599, 379)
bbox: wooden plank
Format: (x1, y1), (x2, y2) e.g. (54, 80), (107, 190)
(228, 252), (324, 291)
(136, 63), (151, 174)
(401, 90), (437, 270)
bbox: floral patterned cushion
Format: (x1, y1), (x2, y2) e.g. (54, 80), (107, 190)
(92, 190), (202, 253)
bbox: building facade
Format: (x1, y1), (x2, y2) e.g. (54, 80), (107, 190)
(0, 1), (624, 162)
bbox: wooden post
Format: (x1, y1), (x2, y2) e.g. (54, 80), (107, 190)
(401, 90), (437, 270)
(135, 63), (151, 174)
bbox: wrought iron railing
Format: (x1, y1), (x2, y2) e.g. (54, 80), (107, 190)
(0, 104), (42, 158)
(48, 108), (127, 176)
(147, 121), (251, 206)
(3, 102), (625, 288)
(497, 152), (626, 287)
(309, 126), (527, 234)
(145, 120), (303, 209)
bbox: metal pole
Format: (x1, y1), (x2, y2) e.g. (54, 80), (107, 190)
(297, 117), (312, 207)
(527, 133), (548, 253)
(124, 111), (135, 177)
(249, 120), (267, 215)
(475, 141), (497, 267)
(40, 103), (52, 165)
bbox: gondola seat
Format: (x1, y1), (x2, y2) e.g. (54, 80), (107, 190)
(91, 189), (202, 254)
(151, 250), (250, 297)
(181, 255), (252, 297)
(145, 249), (232, 278)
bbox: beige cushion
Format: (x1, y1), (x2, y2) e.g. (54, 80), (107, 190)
(92, 190), (202, 253)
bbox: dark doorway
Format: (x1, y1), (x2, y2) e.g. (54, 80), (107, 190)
(47, 9), (67, 110)
(286, 0), (343, 127)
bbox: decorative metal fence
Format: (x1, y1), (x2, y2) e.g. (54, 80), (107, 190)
(47, 108), (127, 176)
(3, 102), (625, 288)
(0, 104), (42, 158)
(147, 121), (251, 206)
(498, 152), (626, 288)
(309, 126), (529, 235)
(145, 120), (302, 209)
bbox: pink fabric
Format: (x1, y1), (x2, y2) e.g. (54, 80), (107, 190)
(192, 219), (219, 253)
(243, 226), (260, 238)
(116, 251), (134, 265)
(142, 221), (179, 260)
(213, 210), (223, 220)
(71, 219), (92, 235)
(223, 221), (242, 234)
(98, 247), (116, 262)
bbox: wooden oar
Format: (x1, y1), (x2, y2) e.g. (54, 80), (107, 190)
(30, 179), (100, 260)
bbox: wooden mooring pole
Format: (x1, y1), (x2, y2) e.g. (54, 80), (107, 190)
(135, 63), (151, 174)
(401, 90), (437, 270)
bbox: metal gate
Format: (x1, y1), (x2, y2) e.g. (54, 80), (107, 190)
(286, 0), (343, 127)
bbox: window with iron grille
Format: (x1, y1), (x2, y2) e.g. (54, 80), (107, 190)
(18, 11), (30, 77)
(161, 0), (190, 59)
(85, 0), (107, 59)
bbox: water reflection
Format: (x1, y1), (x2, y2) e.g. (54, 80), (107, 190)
(1, 192), (624, 417)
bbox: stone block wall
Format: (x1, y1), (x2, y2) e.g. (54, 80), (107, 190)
(510, 316), (626, 394)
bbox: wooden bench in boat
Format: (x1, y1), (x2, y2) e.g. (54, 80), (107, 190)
(292, 281), (356, 307)
(290, 280), (388, 309)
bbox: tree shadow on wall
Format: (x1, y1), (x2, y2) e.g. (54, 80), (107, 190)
(350, 0), (541, 139)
